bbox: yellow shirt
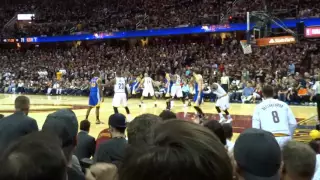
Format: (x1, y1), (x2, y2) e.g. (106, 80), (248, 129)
(56, 72), (62, 80)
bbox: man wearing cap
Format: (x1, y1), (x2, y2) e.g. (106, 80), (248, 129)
(234, 128), (281, 180)
(42, 109), (85, 180)
(94, 113), (127, 164)
(0, 96), (38, 154)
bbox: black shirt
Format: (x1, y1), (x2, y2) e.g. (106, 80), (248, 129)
(67, 167), (85, 180)
(94, 137), (127, 163)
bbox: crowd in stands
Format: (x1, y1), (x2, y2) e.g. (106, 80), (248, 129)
(0, 36), (319, 105)
(0, 95), (319, 180)
(0, 0), (320, 37)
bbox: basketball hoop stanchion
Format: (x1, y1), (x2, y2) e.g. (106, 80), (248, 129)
(246, 12), (250, 45)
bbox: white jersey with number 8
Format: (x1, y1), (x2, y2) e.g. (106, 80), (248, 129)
(252, 98), (297, 135)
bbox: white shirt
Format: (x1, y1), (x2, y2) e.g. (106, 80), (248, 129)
(212, 83), (227, 98)
(114, 77), (126, 93)
(221, 76), (229, 85)
(175, 74), (181, 86)
(252, 98), (297, 135)
(53, 83), (60, 89)
(313, 81), (320, 94)
(312, 154), (320, 180)
(143, 77), (153, 89)
(226, 139), (234, 153)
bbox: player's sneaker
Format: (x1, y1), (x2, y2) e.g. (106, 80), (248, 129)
(225, 118), (233, 124)
(96, 120), (104, 125)
(219, 118), (227, 124)
(127, 114), (132, 122)
(183, 104), (187, 108)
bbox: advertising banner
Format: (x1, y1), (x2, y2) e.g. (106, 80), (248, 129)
(305, 26), (320, 38)
(241, 36), (296, 46)
(255, 36), (296, 46)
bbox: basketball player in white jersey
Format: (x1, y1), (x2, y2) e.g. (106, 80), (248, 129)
(168, 70), (186, 109)
(212, 83), (232, 123)
(139, 73), (157, 107)
(110, 71), (131, 120)
(252, 85), (297, 148)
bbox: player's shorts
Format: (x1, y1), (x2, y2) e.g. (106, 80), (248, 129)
(275, 136), (292, 149)
(171, 85), (183, 98)
(89, 92), (100, 107)
(216, 95), (230, 111)
(112, 93), (128, 107)
(193, 91), (204, 105)
(142, 87), (155, 97)
(165, 83), (173, 97)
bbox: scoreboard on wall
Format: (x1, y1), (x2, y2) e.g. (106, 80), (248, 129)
(1, 37), (38, 43)
(305, 26), (320, 38)
(1, 38), (20, 43)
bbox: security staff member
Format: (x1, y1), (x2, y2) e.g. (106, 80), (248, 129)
(311, 75), (320, 130)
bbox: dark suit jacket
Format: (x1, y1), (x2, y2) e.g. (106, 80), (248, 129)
(0, 111), (39, 153)
(75, 131), (96, 160)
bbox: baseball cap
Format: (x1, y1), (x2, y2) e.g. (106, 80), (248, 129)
(42, 109), (79, 147)
(234, 128), (281, 180)
(108, 114), (127, 128)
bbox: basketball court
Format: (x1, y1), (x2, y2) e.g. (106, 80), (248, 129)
(0, 94), (317, 142)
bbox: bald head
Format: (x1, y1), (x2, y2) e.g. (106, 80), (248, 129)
(15, 96), (30, 114)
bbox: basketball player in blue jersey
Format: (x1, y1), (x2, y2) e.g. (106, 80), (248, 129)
(165, 70), (173, 110)
(132, 74), (142, 95)
(85, 71), (103, 124)
(190, 68), (205, 123)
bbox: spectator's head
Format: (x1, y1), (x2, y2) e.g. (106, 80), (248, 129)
(309, 138), (320, 154)
(14, 96), (30, 115)
(262, 85), (274, 98)
(80, 120), (91, 132)
(120, 120), (234, 180)
(203, 120), (226, 145)
(282, 141), (316, 180)
(0, 131), (67, 180)
(0, 114), (4, 119)
(159, 110), (177, 121)
(108, 113), (127, 136)
(222, 123), (233, 140)
(42, 109), (78, 165)
(234, 128), (281, 180)
(127, 114), (161, 145)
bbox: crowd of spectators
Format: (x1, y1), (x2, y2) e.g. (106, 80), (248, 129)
(0, 0), (319, 37)
(0, 36), (319, 105)
(0, 95), (319, 180)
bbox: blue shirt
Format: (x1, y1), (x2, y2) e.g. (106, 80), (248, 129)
(90, 77), (99, 93)
(243, 87), (254, 97)
(182, 85), (190, 92)
(288, 64), (295, 74)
